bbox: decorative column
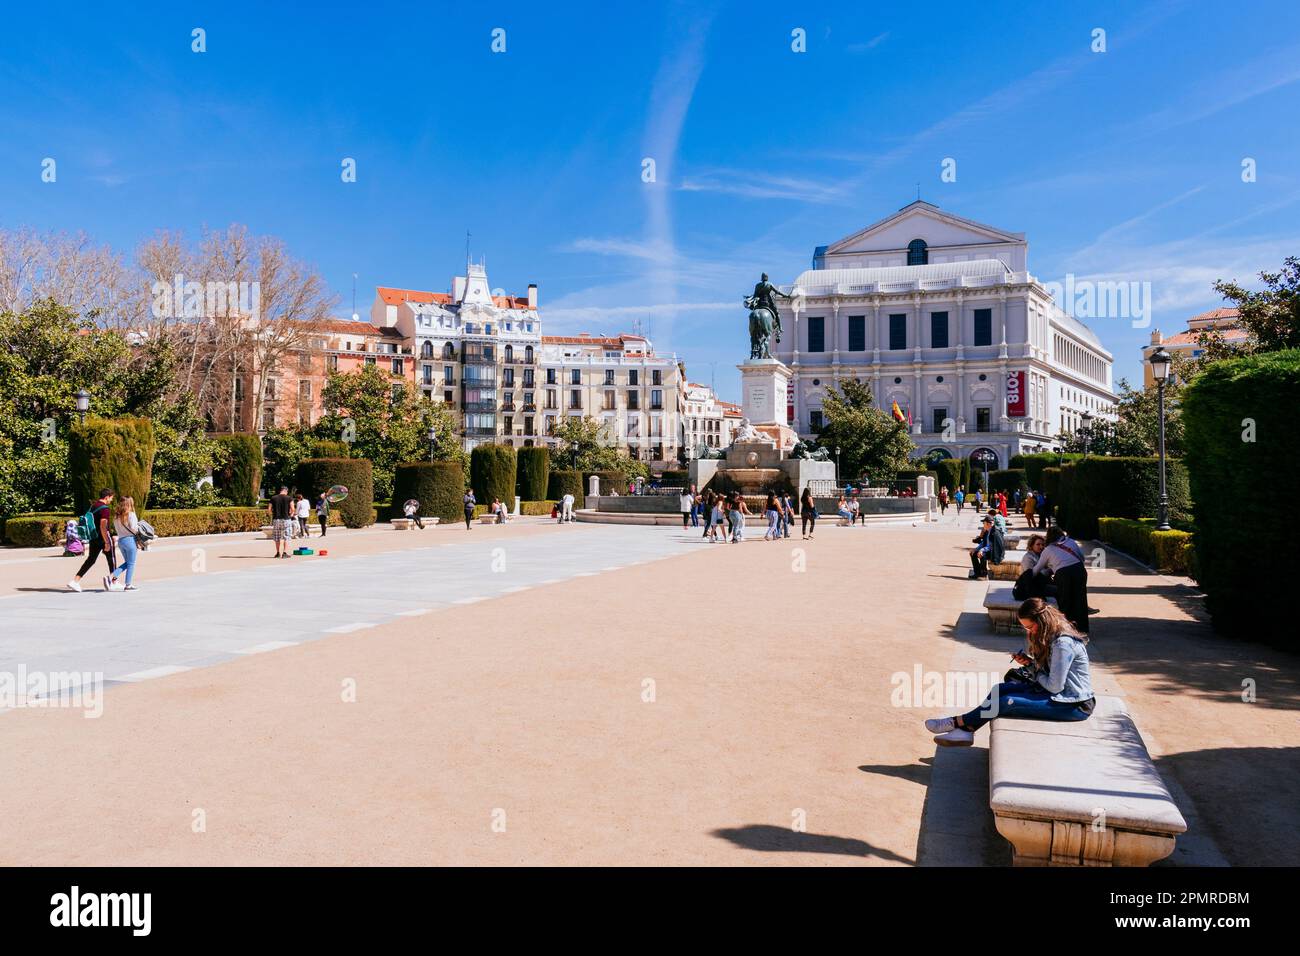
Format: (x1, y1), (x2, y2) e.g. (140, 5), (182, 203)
(912, 367), (923, 436)
(998, 289), (1009, 359)
(870, 298), (881, 359)
(912, 293), (923, 361)
(831, 298), (841, 368)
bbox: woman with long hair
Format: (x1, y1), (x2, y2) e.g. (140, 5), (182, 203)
(800, 486), (817, 539)
(763, 492), (780, 541)
(924, 598), (1095, 747)
(106, 495), (141, 591)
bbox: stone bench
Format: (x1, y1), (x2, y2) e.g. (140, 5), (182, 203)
(991, 554), (1034, 581)
(983, 583), (1055, 632)
(391, 517), (438, 530)
(478, 513), (505, 525)
(989, 696), (1187, 866)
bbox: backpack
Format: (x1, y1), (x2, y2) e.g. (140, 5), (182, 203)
(76, 506), (100, 545)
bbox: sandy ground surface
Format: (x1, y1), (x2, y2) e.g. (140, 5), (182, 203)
(0, 514), (1295, 866)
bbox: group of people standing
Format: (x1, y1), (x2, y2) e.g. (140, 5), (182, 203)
(267, 486), (331, 557)
(681, 486), (823, 542)
(938, 485), (1052, 529)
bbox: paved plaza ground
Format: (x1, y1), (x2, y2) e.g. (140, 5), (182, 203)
(1, 513), (1296, 865)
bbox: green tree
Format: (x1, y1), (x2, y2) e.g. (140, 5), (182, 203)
(1057, 377), (1183, 458)
(1209, 256), (1300, 358)
(550, 415), (647, 478)
(0, 300), (220, 515)
(312, 364), (464, 502)
(815, 378), (914, 484)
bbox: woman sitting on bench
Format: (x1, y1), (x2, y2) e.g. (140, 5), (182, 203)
(924, 597), (1095, 747)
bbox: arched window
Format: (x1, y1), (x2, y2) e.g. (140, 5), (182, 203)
(505, 344), (514, 362)
(420, 341), (433, 359)
(525, 345), (534, 363)
(907, 239), (928, 266)
(442, 342), (455, 359)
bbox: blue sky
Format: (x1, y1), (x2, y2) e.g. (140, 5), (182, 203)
(2, 0), (1297, 399)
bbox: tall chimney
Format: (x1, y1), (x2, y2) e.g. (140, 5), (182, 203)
(527, 283), (537, 309)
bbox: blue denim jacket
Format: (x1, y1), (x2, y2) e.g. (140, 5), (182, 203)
(1034, 633), (1094, 703)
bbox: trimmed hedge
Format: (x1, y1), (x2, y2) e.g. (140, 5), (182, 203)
(1042, 467), (1061, 505)
(935, 459), (964, 495)
(516, 446), (550, 501)
(521, 500), (557, 516)
(1182, 348), (1300, 642)
(1010, 452), (1084, 491)
(584, 470), (627, 495)
(988, 468), (1029, 498)
(1098, 517), (1197, 576)
(68, 416), (157, 514)
(1055, 456), (1190, 539)
(4, 507), (270, 548)
(470, 444), (517, 507)
(295, 457), (374, 528)
(658, 469), (689, 487)
(547, 469), (585, 508)
(311, 439), (350, 458)
(390, 461), (465, 524)
(213, 433), (263, 506)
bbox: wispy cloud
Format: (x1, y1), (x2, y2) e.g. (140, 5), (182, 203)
(846, 32), (889, 54)
(678, 169), (844, 203)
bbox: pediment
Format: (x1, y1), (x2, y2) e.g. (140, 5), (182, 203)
(826, 202), (1023, 255)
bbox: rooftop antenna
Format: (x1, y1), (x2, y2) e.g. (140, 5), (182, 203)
(916, 182), (921, 202)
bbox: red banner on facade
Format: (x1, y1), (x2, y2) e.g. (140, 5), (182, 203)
(787, 379), (795, 423)
(1006, 370), (1027, 418)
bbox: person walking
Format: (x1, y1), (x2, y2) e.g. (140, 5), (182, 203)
(763, 492), (780, 541)
(689, 487), (700, 528)
(316, 493), (330, 536)
(680, 489), (694, 530)
(709, 495), (725, 543)
(561, 491), (575, 523)
(296, 492), (312, 537)
(800, 487), (817, 539)
(925, 598), (1094, 747)
(268, 485), (294, 558)
(463, 488), (476, 530)
(938, 487), (949, 515)
(701, 491), (715, 539)
(782, 492), (795, 538)
(106, 496), (141, 591)
(67, 488), (117, 591)
(954, 487), (965, 515)
(1031, 527), (1090, 633)
(1023, 491), (1036, 529)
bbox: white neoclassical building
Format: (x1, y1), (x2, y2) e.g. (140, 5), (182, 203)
(774, 201), (1117, 471)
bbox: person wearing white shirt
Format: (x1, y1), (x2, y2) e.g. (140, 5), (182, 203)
(106, 496), (141, 591)
(1032, 527), (1089, 632)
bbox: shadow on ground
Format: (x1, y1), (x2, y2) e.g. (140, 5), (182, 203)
(710, 825), (913, 863)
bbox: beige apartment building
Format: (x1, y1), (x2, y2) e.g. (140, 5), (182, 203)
(537, 333), (686, 469)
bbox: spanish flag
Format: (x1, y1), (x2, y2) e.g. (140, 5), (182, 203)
(891, 400), (906, 423)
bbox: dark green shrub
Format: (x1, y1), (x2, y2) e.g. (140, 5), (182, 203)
(547, 469), (585, 508)
(1055, 457), (1190, 539)
(520, 500), (556, 516)
(1010, 452), (1084, 490)
(213, 433), (263, 506)
(935, 458), (964, 494)
(516, 446), (550, 501)
(390, 461), (464, 523)
(470, 444), (517, 507)
(68, 416), (157, 513)
(295, 457), (374, 528)
(584, 470), (627, 495)
(988, 468), (1029, 497)
(3, 507), (272, 547)
(1042, 467), (1061, 504)
(1182, 348), (1300, 641)
(658, 469), (689, 487)
(311, 439), (350, 458)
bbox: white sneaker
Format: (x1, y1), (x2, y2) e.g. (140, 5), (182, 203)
(924, 716), (955, 734)
(66, 581), (81, 592)
(110, 580), (126, 592)
(934, 728), (975, 747)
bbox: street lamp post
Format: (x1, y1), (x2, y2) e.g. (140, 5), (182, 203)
(74, 389), (90, 425)
(1081, 411), (1094, 458)
(1149, 347), (1172, 531)
(426, 425), (438, 462)
(835, 446), (841, 487)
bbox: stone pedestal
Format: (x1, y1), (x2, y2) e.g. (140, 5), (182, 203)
(737, 359), (796, 450)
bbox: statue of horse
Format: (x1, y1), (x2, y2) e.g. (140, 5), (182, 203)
(745, 297), (781, 359)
